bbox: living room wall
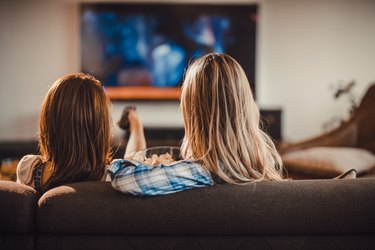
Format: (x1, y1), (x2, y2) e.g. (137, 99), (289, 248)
(1, 0), (374, 143)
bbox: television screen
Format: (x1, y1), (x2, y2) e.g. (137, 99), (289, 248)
(81, 3), (257, 100)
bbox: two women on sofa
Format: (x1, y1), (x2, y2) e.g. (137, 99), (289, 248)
(16, 53), (284, 195)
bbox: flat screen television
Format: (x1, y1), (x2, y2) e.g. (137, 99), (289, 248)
(81, 3), (257, 100)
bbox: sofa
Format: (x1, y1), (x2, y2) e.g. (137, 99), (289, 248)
(1, 178), (375, 250)
(279, 83), (375, 179)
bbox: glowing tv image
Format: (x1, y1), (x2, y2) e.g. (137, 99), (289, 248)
(81, 3), (257, 100)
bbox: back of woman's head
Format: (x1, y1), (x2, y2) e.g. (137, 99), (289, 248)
(180, 53), (283, 183)
(39, 73), (112, 189)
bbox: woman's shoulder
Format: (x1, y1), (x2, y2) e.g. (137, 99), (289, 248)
(16, 155), (42, 185)
(18, 154), (42, 167)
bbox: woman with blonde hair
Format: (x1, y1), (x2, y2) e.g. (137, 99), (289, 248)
(180, 53), (283, 183)
(110, 53), (283, 195)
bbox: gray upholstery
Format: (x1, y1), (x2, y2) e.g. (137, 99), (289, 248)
(35, 235), (375, 250)
(0, 181), (38, 233)
(1, 178), (375, 250)
(37, 179), (375, 235)
(0, 181), (38, 250)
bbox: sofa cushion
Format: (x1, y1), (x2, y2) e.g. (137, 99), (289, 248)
(37, 179), (375, 235)
(0, 180), (38, 233)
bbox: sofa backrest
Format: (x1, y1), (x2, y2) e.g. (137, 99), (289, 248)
(36, 178), (375, 235)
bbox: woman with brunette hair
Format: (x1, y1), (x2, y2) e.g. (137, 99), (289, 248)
(17, 73), (113, 192)
(109, 53), (283, 195)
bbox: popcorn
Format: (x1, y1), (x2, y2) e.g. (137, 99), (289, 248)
(143, 152), (176, 166)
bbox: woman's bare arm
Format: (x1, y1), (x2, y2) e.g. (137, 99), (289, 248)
(124, 109), (146, 159)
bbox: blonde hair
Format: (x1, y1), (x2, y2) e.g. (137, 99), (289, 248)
(180, 53), (283, 183)
(32, 73), (112, 190)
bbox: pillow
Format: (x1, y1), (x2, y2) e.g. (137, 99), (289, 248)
(282, 147), (375, 177)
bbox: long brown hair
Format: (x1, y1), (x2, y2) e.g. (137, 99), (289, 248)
(31, 73), (112, 190)
(180, 53), (283, 183)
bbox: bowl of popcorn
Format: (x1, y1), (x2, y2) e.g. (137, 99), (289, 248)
(133, 146), (181, 166)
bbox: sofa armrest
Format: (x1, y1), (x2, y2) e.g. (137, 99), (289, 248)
(0, 181), (38, 234)
(280, 121), (357, 154)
